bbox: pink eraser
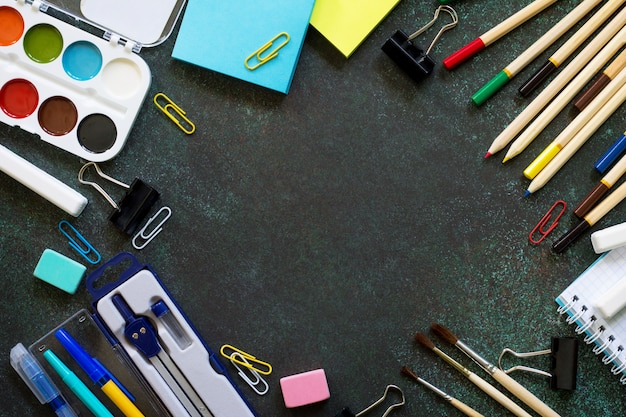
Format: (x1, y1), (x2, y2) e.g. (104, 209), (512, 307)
(279, 368), (330, 408)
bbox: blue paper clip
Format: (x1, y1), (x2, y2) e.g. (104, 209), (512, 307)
(529, 200), (566, 245)
(58, 220), (101, 264)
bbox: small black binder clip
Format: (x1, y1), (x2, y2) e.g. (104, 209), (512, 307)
(334, 385), (404, 417)
(78, 162), (159, 235)
(498, 337), (579, 391)
(382, 5), (457, 82)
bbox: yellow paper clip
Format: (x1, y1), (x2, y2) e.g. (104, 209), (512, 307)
(219, 345), (272, 375)
(244, 32), (290, 70)
(154, 93), (195, 134)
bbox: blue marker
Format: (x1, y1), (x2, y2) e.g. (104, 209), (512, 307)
(595, 131), (626, 174)
(10, 343), (78, 417)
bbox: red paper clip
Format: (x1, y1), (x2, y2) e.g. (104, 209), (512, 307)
(529, 200), (567, 244)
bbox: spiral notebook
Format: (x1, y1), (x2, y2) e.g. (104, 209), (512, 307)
(556, 245), (626, 385)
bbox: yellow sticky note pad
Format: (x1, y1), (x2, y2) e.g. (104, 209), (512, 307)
(310, 0), (401, 58)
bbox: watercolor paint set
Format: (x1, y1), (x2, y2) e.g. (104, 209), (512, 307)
(0, 0), (185, 162)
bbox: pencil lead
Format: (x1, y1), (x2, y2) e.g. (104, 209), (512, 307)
(430, 323), (458, 345)
(484, 151), (492, 159)
(501, 156), (510, 163)
(523, 190), (532, 197)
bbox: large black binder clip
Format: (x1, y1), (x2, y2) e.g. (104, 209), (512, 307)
(498, 336), (579, 391)
(79, 162), (160, 235)
(382, 5), (457, 82)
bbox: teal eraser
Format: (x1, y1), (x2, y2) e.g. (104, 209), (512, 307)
(33, 249), (86, 294)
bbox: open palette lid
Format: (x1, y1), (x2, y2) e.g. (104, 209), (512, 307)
(41, 0), (186, 50)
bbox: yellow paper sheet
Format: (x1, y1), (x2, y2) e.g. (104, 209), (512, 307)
(310, 0), (401, 58)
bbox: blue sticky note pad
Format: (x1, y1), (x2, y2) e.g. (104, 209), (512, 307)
(33, 249), (86, 294)
(171, 0), (315, 94)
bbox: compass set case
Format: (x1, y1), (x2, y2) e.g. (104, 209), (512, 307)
(26, 252), (258, 417)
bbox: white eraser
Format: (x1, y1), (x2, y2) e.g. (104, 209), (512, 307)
(591, 222), (626, 254)
(593, 276), (626, 319)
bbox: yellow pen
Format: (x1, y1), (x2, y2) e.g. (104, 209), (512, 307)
(55, 328), (145, 417)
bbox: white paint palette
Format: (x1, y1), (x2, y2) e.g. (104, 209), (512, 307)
(0, 0), (183, 162)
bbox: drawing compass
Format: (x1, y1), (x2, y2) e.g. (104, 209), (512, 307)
(112, 294), (213, 417)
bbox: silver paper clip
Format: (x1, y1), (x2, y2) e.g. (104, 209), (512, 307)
(132, 206), (172, 250)
(229, 352), (269, 395)
(58, 220), (101, 264)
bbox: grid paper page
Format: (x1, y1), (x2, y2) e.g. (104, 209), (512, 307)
(556, 245), (626, 383)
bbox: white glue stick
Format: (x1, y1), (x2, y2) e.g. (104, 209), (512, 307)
(0, 144), (88, 217)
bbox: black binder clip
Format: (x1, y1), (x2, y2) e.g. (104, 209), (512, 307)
(334, 385), (404, 417)
(382, 5), (458, 82)
(498, 337), (579, 391)
(78, 162), (159, 235)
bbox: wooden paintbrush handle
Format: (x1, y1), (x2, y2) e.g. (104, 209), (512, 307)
(449, 398), (484, 417)
(467, 373), (532, 417)
(492, 368), (560, 417)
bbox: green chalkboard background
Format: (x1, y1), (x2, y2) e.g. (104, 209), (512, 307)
(1, 0), (625, 416)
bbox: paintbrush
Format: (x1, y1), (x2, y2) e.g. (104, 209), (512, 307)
(415, 333), (532, 417)
(430, 323), (560, 417)
(400, 366), (484, 417)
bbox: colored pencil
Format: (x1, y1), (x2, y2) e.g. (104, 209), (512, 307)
(574, 46), (626, 110)
(525, 80), (626, 195)
(574, 152), (626, 217)
(472, 0), (602, 106)
(519, 0), (625, 97)
(501, 24), (626, 162)
(523, 65), (626, 179)
(443, 0), (559, 70)
(484, 6), (626, 158)
(595, 130), (626, 173)
(553, 179), (626, 252)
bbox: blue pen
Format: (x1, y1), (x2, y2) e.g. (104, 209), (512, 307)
(10, 343), (78, 417)
(595, 131), (626, 174)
